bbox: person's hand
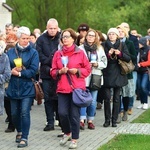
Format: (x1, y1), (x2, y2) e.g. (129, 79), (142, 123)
(68, 68), (78, 74)
(138, 63), (141, 67)
(109, 48), (114, 55)
(59, 67), (69, 74)
(114, 49), (121, 55)
(11, 67), (19, 76)
(14, 67), (22, 72)
(91, 62), (98, 67)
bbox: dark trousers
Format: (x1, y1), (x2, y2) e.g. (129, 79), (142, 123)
(58, 93), (80, 139)
(97, 87), (105, 104)
(103, 87), (120, 123)
(4, 96), (15, 129)
(122, 97), (129, 111)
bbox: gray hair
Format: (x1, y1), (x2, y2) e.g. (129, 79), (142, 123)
(47, 18), (58, 26)
(16, 26), (31, 38)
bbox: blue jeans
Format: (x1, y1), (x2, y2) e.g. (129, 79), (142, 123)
(11, 97), (33, 140)
(42, 79), (56, 127)
(80, 90), (98, 121)
(137, 73), (149, 104)
(58, 93), (80, 139)
(129, 71), (137, 108)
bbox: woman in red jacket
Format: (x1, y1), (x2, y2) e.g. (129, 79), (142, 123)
(50, 28), (91, 149)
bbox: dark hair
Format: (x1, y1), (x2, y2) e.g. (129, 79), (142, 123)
(77, 23), (89, 33)
(76, 34), (84, 46)
(96, 30), (106, 42)
(30, 33), (36, 38)
(60, 28), (77, 43)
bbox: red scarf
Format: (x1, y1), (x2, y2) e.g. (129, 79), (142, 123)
(62, 44), (75, 56)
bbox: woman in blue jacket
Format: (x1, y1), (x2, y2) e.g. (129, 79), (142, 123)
(6, 26), (39, 148)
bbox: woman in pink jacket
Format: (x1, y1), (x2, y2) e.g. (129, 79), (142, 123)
(50, 28), (91, 149)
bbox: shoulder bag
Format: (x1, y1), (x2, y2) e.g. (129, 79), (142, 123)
(66, 74), (92, 107)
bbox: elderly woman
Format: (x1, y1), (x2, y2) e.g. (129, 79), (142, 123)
(50, 28), (91, 149)
(6, 26), (39, 148)
(102, 28), (130, 127)
(79, 29), (107, 130)
(0, 40), (11, 116)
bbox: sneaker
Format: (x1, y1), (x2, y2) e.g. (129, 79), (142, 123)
(116, 113), (122, 124)
(88, 122), (95, 130)
(96, 102), (102, 109)
(143, 103), (148, 110)
(80, 122), (85, 130)
(69, 140), (77, 149)
(43, 125), (54, 131)
(137, 104), (143, 109)
(128, 108), (133, 115)
(60, 134), (71, 145)
(122, 111), (128, 121)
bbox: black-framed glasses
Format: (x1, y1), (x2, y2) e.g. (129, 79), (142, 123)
(62, 35), (71, 39)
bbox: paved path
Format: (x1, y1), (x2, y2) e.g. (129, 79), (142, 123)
(0, 99), (149, 150)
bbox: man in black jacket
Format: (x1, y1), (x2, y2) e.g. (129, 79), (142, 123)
(36, 18), (60, 131)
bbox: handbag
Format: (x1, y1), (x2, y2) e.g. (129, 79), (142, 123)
(66, 74), (92, 107)
(118, 42), (135, 75)
(32, 79), (44, 101)
(89, 74), (102, 90)
(118, 59), (135, 75)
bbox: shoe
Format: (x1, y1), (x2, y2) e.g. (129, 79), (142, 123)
(5, 128), (15, 133)
(122, 111), (128, 121)
(143, 103), (148, 110)
(80, 122), (85, 130)
(137, 104), (143, 109)
(88, 122), (95, 130)
(5, 117), (9, 124)
(60, 134), (71, 145)
(43, 125), (54, 131)
(15, 135), (22, 143)
(112, 123), (117, 127)
(128, 108), (132, 115)
(57, 133), (64, 137)
(69, 140), (77, 149)
(17, 140), (28, 148)
(103, 121), (110, 127)
(116, 113), (122, 124)
(96, 102), (102, 109)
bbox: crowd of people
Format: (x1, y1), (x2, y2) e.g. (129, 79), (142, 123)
(0, 18), (150, 149)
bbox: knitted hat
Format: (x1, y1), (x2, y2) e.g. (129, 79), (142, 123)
(77, 23), (89, 33)
(107, 28), (119, 36)
(138, 37), (147, 46)
(116, 25), (128, 37)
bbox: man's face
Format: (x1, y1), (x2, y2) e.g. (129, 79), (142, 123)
(5, 26), (13, 35)
(46, 22), (58, 37)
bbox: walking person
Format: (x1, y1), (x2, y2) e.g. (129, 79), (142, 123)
(36, 18), (61, 131)
(79, 29), (107, 130)
(102, 28), (130, 127)
(0, 40), (11, 116)
(6, 26), (39, 148)
(51, 28), (91, 149)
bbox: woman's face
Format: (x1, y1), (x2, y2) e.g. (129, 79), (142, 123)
(18, 34), (30, 47)
(108, 32), (118, 42)
(62, 31), (74, 47)
(86, 31), (96, 45)
(118, 28), (126, 39)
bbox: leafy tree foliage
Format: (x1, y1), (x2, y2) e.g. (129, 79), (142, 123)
(7, 0), (149, 35)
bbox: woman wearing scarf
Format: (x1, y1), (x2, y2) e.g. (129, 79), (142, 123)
(102, 28), (130, 128)
(79, 29), (107, 130)
(50, 28), (91, 149)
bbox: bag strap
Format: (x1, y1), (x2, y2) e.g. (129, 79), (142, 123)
(66, 73), (74, 89)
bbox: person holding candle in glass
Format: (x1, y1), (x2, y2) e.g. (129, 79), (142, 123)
(79, 29), (107, 130)
(6, 26), (39, 148)
(50, 28), (91, 149)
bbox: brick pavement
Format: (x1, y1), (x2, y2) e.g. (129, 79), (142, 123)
(0, 99), (149, 150)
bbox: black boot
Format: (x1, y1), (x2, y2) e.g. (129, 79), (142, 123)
(103, 100), (111, 127)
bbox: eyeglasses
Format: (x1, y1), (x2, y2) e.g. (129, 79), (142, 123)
(79, 26), (87, 30)
(62, 35), (71, 39)
(87, 34), (95, 37)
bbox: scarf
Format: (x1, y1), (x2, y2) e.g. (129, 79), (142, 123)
(62, 44), (75, 56)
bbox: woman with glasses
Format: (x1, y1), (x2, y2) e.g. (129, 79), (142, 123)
(79, 29), (107, 130)
(51, 28), (91, 149)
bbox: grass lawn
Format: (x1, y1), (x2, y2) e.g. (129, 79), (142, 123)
(98, 134), (150, 150)
(98, 109), (150, 150)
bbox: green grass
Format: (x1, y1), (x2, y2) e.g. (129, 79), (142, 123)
(98, 134), (150, 150)
(98, 109), (150, 150)
(131, 108), (150, 123)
